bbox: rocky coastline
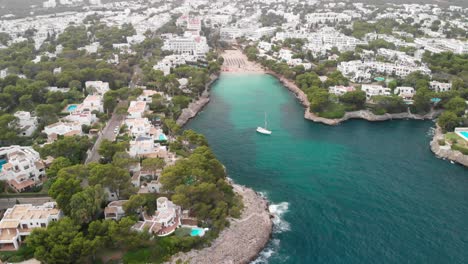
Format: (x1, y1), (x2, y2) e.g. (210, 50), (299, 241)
(430, 125), (468, 167)
(176, 74), (219, 127)
(268, 71), (442, 125)
(168, 183), (273, 264)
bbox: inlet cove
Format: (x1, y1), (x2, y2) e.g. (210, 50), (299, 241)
(187, 73), (468, 264)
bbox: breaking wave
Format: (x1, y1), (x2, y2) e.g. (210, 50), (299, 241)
(269, 202), (290, 233)
(250, 201), (290, 264)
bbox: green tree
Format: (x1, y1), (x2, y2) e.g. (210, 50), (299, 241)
(308, 89), (330, 113)
(437, 111), (460, 132)
(38, 136), (92, 164)
(339, 90), (366, 110)
(98, 139), (129, 162)
(26, 217), (98, 264)
(444, 96), (466, 116)
(46, 157), (72, 178)
(88, 163), (133, 199)
(412, 88), (432, 114)
(48, 165), (88, 215)
(70, 185), (105, 224)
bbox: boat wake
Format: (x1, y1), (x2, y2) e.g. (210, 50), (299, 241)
(251, 198), (290, 264)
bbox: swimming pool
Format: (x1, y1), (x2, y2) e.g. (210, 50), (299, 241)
(159, 134), (168, 141)
(460, 131), (468, 140)
(190, 228), (205, 237)
(0, 159), (6, 172)
(66, 105), (78, 111)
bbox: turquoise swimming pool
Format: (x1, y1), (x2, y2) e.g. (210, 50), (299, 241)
(0, 159), (6, 172)
(66, 104), (78, 111)
(190, 228), (204, 237)
(460, 131), (468, 139)
(159, 134), (168, 141)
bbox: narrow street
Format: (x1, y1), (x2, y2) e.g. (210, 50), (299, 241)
(85, 100), (127, 164)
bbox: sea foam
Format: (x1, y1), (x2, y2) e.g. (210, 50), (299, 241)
(269, 202), (290, 233)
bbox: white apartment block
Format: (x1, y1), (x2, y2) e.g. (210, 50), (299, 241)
(13, 111), (38, 137)
(329, 86), (356, 96)
(305, 12), (351, 24)
(244, 27), (276, 41)
(361, 85), (391, 99)
(429, 81), (452, 92)
(85, 81), (110, 95)
(415, 38), (468, 54)
(0, 146), (45, 193)
(43, 121), (82, 142)
(220, 27), (242, 40)
(0, 202), (62, 250)
(162, 33), (209, 57)
(338, 60), (431, 81)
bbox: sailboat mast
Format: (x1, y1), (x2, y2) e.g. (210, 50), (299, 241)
(264, 112), (267, 129)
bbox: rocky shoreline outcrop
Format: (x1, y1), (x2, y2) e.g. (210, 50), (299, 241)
(176, 75), (219, 127)
(304, 109), (441, 125)
(268, 71), (442, 125)
(168, 183), (273, 264)
(430, 125), (468, 167)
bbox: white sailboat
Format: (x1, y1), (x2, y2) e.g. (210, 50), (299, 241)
(256, 112), (272, 135)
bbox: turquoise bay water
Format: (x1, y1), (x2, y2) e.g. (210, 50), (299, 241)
(187, 74), (468, 264)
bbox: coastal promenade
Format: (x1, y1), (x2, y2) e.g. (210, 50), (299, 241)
(168, 183), (272, 264)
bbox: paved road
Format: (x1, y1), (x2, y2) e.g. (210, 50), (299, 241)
(0, 197), (54, 210)
(85, 101), (127, 164)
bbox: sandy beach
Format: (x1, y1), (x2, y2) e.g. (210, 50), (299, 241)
(222, 49), (265, 73)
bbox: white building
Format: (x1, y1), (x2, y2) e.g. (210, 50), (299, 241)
(338, 60), (431, 81)
(43, 121), (82, 142)
(85, 81), (110, 95)
(125, 118), (156, 139)
(104, 200), (127, 221)
(78, 42), (100, 54)
(429, 81), (452, 92)
(153, 54), (197, 76)
(0, 202), (62, 250)
(329, 86), (356, 96)
(13, 111), (38, 137)
(415, 38), (468, 54)
(63, 111), (96, 126)
(0, 146), (45, 193)
(127, 101), (148, 119)
(132, 197), (181, 237)
(394, 86), (416, 99)
(162, 33), (209, 57)
(79, 95), (104, 113)
(137, 90), (163, 103)
(361, 85), (391, 99)
(305, 12), (352, 24)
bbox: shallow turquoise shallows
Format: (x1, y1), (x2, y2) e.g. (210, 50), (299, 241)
(186, 73), (468, 264)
